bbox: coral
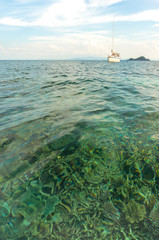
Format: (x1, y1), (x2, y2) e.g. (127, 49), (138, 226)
(0, 123), (159, 239)
(124, 199), (146, 224)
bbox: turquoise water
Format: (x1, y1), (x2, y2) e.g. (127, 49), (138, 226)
(0, 60), (159, 239)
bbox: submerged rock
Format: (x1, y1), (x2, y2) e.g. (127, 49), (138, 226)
(48, 131), (80, 151)
(124, 199), (146, 224)
(142, 164), (155, 181)
(102, 202), (120, 224)
(42, 196), (60, 216)
(150, 134), (159, 141)
(149, 201), (159, 236)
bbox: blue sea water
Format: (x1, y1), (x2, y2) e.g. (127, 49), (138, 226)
(0, 60), (159, 239)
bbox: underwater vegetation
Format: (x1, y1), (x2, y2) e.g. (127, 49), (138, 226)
(0, 124), (159, 240)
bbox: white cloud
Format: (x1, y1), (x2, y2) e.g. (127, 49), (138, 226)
(88, 0), (123, 7)
(33, 0), (124, 27)
(153, 23), (159, 27)
(0, 17), (28, 26)
(1, 9), (159, 29)
(116, 9), (159, 22)
(1, 0), (159, 28)
(86, 9), (159, 25)
(118, 39), (159, 60)
(27, 31), (159, 60)
(34, 0), (87, 27)
(0, 31), (109, 59)
(30, 30), (108, 41)
(1, 33), (159, 60)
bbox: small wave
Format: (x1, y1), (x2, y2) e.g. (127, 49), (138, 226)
(41, 84), (54, 89)
(86, 107), (112, 115)
(61, 74), (68, 77)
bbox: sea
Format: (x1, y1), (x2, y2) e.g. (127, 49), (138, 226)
(0, 60), (159, 240)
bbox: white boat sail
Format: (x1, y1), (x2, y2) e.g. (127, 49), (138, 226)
(107, 19), (120, 63)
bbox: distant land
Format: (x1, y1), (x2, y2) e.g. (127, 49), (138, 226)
(128, 56), (150, 61)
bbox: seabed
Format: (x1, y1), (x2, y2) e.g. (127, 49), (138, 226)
(0, 119), (159, 240)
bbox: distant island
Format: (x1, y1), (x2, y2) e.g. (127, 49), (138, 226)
(128, 56), (150, 61)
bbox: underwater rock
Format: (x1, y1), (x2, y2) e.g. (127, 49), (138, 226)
(36, 221), (52, 237)
(67, 156), (84, 172)
(0, 196), (43, 239)
(40, 170), (53, 185)
(150, 134), (159, 141)
(42, 186), (52, 195)
(124, 199), (146, 224)
(142, 164), (155, 181)
(155, 176), (159, 190)
(61, 142), (79, 156)
(0, 202), (10, 219)
(133, 185), (151, 204)
(148, 201), (159, 236)
(0, 136), (15, 150)
(42, 196), (60, 216)
(122, 161), (141, 181)
(146, 194), (156, 214)
(102, 202), (120, 224)
(154, 162), (159, 176)
(48, 132), (79, 151)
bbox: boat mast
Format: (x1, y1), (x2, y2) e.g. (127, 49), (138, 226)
(112, 17), (114, 53)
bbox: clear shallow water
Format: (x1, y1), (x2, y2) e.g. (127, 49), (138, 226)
(0, 60), (159, 239)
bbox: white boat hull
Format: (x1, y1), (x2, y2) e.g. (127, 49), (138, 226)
(108, 56), (120, 63)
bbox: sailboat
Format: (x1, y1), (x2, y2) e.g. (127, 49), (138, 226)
(107, 19), (120, 63)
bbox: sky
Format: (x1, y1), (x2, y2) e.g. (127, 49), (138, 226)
(0, 0), (159, 60)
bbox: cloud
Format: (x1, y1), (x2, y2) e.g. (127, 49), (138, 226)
(30, 30), (108, 41)
(88, 0), (123, 7)
(1, 1), (159, 60)
(1, 32), (159, 60)
(34, 0), (124, 27)
(34, 0), (87, 27)
(0, 0), (159, 28)
(153, 23), (159, 27)
(117, 9), (159, 22)
(0, 17), (28, 26)
(0, 0), (124, 27)
(118, 39), (159, 60)
(0, 31), (108, 59)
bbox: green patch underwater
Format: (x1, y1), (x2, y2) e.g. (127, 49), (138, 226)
(0, 118), (159, 240)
